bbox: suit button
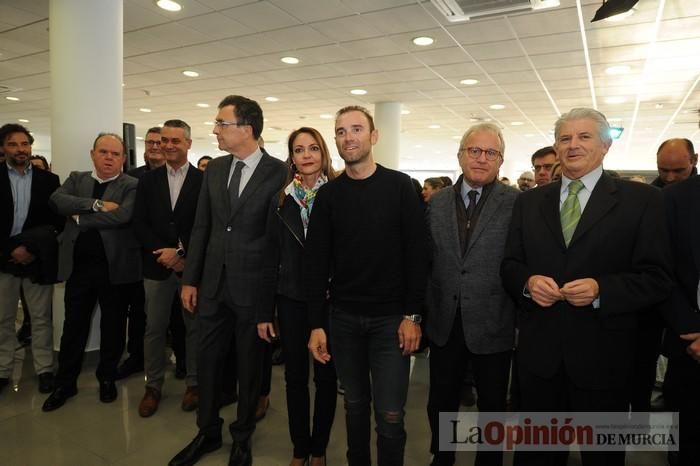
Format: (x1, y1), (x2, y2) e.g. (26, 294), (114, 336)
(226, 226), (232, 232)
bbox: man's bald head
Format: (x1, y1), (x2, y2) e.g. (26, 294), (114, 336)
(656, 138), (697, 186)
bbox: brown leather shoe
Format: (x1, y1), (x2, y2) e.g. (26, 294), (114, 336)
(181, 386), (199, 412)
(255, 394), (270, 421)
(138, 387), (161, 417)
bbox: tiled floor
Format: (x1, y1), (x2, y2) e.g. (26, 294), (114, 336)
(0, 344), (669, 466)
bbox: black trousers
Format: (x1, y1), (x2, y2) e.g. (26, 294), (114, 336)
(663, 353), (700, 466)
(428, 313), (512, 466)
(514, 364), (627, 466)
(277, 295), (337, 458)
(628, 308), (664, 411)
(55, 260), (130, 387)
(124, 280), (145, 362)
(196, 277), (264, 443)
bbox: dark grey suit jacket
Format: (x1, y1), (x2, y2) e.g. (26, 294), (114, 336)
(426, 178), (518, 353)
(50, 171), (141, 284)
(183, 150), (287, 322)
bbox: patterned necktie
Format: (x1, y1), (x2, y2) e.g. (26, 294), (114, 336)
(560, 180), (584, 246)
(228, 160), (244, 207)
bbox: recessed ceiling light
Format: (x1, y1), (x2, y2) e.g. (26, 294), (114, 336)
(604, 7), (636, 22)
(412, 36), (434, 46)
(182, 70), (199, 77)
(415, 145), (423, 148)
(401, 110), (411, 115)
(265, 96), (279, 102)
(511, 121), (524, 126)
(350, 89), (367, 95)
(452, 135), (461, 139)
(489, 104), (505, 110)
(320, 114), (333, 119)
(605, 65), (631, 75)
(122, 83), (126, 87)
(156, 0), (182, 12)
(204, 121), (214, 125)
(460, 79), (479, 85)
(157, 123), (164, 127)
(280, 56), (299, 65)
(196, 103), (210, 108)
(18, 119), (29, 123)
(264, 118), (269, 122)
(5, 96), (20, 101)
(428, 124), (441, 129)
(604, 96), (626, 104)
(136, 136), (144, 140)
(524, 134), (535, 138)
(654, 103), (664, 109)
(211, 142), (218, 145)
(209, 133), (216, 137)
(139, 108), (152, 113)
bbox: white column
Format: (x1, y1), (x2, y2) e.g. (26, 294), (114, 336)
(373, 102), (401, 169)
(49, 0), (124, 350)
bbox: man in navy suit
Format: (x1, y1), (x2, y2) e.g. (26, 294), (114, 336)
(501, 108), (673, 466)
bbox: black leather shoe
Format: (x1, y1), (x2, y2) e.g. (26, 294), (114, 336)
(115, 356), (144, 380)
(38, 372), (54, 394)
(0, 377), (9, 394)
(229, 439), (252, 466)
(169, 433), (222, 466)
(99, 381), (117, 403)
(42, 385), (78, 412)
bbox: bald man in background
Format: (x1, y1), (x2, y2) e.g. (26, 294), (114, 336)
(651, 138), (697, 188)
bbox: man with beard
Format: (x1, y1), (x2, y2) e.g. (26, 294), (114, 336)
(305, 105), (429, 466)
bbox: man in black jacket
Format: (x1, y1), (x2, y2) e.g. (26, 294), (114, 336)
(133, 119), (202, 417)
(0, 124), (62, 395)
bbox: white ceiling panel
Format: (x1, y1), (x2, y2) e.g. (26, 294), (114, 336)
(269, 0), (354, 22)
(219, 2), (301, 32)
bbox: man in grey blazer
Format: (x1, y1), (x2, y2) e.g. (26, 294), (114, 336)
(42, 133), (141, 412)
(426, 123), (518, 466)
(170, 95), (286, 466)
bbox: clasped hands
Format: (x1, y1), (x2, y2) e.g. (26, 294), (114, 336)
(527, 274), (599, 308)
(153, 248), (184, 272)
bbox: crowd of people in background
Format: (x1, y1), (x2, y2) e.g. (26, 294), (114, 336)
(1, 98), (699, 466)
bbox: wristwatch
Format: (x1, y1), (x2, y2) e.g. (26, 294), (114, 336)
(93, 199), (105, 212)
(176, 246), (186, 257)
(403, 314), (422, 324)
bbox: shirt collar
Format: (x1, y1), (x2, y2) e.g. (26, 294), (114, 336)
(561, 164), (603, 194)
(6, 160), (32, 175)
(460, 178), (484, 200)
(91, 171), (120, 184)
(233, 146), (263, 167)
(166, 162), (189, 176)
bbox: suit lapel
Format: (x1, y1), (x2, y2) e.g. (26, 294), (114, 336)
(79, 172), (96, 197)
(569, 174), (617, 247)
(1, 166), (12, 231)
(539, 181), (567, 250)
(154, 166), (172, 213)
(465, 182), (504, 257)
(229, 152), (273, 221)
(691, 179), (700, 269)
(173, 164), (197, 214)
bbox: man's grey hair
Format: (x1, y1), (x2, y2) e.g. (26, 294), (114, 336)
(92, 132), (126, 154)
(163, 119), (191, 139)
(459, 123), (505, 157)
(554, 108), (612, 146)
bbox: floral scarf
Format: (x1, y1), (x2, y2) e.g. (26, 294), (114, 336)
(284, 173), (327, 236)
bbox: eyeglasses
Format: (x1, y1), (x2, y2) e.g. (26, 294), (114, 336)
(214, 120), (247, 128)
(460, 146), (501, 161)
(145, 140), (161, 146)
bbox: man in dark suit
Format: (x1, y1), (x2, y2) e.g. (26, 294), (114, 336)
(662, 175), (700, 465)
(133, 119), (203, 417)
(169, 95), (286, 466)
(42, 133), (142, 411)
(116, 127), (165, 380)
(0, 124), (62, 395)
(501, 108), (673, 466)
(426, 123), (518, 466)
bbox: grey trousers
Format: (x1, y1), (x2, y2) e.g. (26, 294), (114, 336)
(143, 274), (198, 391)
(0, 272), (54, 377)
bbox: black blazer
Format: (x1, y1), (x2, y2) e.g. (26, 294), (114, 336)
(133, 164), (203, 281)
(183, 150), (287, 322)
(276, 194), (306, 301)
(0, 164), (63, 283)
(662, 175), (700, 357)
(501, 173), (673, 390)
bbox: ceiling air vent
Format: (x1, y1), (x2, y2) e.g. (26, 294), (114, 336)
(0, 84), (20, 94)
(430, 0), (559, 22)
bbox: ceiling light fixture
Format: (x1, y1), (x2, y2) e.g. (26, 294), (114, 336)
(204, 121), (214, 125)
(319, 114), (333, 119)
(412, 36), (434, 46)
(156, 0), (182, 12)
(428, 124), (441, 129)
(18, 118), (29, 123)
(604, 96), (626, 104)
(5, 96), (20, 101)
(136, 136), (144, 140)
(401, 110), (411, 115)
(654, 103), (664, 109)
(265, 96), (279, 102)
(196, 103), (209, 108)
(605, 65), (631, 75)
(511, 121), (524, 126)
(460, 79), (479, 85)
(350, 89), (367, 95)
(489, 104), (505, 110)
(280, 56), (299, 64)
(182, 70), (199, 77)
(139, 108), (152, 113)
(602, 6), (637, 22)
